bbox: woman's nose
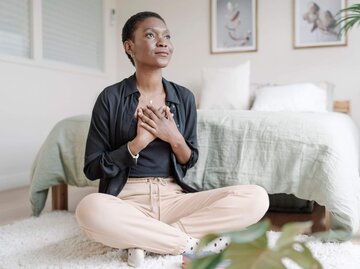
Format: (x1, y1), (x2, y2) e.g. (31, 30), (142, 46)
(156, 38), (168, 47)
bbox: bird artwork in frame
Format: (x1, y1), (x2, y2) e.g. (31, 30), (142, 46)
(293, 0), (347, 48)
(211, 0), (257, 53)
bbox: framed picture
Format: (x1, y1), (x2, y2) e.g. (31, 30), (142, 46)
(293, 0), (347, 48)
(211, 0), (257, 53)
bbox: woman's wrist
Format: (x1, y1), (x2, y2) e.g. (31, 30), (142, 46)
(128, 136), (148, 155)
(127, 142), (139, 159)
(128, 139), (144, 156)
(169, 133), (185, 149)
(169, 134), (191, 164)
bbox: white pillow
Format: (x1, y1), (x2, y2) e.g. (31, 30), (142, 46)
(198, 61), (250, 110)
(313, 82), (334, 111)
(251, 83), (327, 112)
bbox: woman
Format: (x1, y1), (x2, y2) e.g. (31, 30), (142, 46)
(75, 11), (269, 267)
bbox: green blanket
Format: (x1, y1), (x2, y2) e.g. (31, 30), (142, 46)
(30, 115), (97, 216)
(30, 111), (360, 237)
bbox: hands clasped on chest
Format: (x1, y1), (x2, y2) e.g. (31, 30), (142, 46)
(136, 104), (181, 149)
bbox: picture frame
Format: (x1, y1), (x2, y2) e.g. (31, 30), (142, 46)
(293, 0), (347, 48)
(211, 0), (257, 53)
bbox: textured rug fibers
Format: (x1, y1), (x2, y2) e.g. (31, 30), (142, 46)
(0, 211), (360, 269)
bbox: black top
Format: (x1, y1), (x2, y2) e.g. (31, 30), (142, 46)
(129, 138), (172, 177)
(83, 73), (199, 196)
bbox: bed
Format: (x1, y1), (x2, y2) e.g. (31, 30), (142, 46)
(29, 104), (360, 239)
(29, 72), (360, 239)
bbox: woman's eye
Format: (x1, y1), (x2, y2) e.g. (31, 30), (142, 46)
(165, 35), (171, 40)
(145, 33), (154, 38)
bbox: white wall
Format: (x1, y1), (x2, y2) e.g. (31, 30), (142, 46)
(0, 0), (118, 190)
(117, 0), (360, 125)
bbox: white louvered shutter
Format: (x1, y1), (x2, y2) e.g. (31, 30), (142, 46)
(42, 0), (104, 70)
(0, 0), (31, 58)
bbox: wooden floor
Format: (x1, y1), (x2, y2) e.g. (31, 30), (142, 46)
(1, 185), (359, 244)
(0, 185), (97, 226)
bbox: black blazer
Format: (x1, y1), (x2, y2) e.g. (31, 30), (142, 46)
(83, 74), (199, 196)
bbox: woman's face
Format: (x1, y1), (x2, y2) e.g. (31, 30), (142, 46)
(127, 17), (174, 69)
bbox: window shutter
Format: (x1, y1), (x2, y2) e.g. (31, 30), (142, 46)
(0, 0), (31, 58)
(42, 0), (104, 70)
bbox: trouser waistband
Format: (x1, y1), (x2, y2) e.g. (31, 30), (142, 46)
(127, 176), (174, 184)
(126, 177), (175, 216)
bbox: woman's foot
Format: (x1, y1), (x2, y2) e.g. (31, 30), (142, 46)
(182, 235), (230, 255)
(201, 236), (230, 253)
(127, 248), (145, 267)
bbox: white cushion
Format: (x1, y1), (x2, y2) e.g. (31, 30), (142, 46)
(251, 83), (327, 112)
(313, 81), (334, 111)
(198, 61), (250, 110)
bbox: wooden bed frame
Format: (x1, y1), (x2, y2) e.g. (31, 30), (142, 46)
(51, 101), (349, 233)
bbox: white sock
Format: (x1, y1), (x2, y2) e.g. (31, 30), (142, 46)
(182, 236), (200, 254)
(182, 235), (230, 255)
(127, 248), (146, 267)
(201, 236), (230, 253)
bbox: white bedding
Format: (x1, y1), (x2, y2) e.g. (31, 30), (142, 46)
(185, 110), (360, 237)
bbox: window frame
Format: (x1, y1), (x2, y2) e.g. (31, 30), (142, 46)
(0, 0), (108, 77)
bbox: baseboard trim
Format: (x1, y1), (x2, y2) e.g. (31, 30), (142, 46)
(0, 172), (30, 191)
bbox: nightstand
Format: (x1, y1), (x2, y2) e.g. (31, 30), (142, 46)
(333, 100), (351, 114)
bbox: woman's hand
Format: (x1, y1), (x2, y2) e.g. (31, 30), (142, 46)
(127, 108), (156, 155)
(139, 104), (191, 164)
(136, 107), (157, 145)
(139, 104), (182, 144)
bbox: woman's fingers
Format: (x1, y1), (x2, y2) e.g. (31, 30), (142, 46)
(167, 106), (172, 117)
(144, 104), (163, 120)
(160, 106), (167, 117)
(138, 105), (174, 133)
(140, 120), (155, 134)
(164, 106), (175, 121)
(140, 115), (155, 127)
(137, 108), (154, 126)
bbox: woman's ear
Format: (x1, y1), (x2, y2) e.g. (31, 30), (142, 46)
(124, 40), (134, 56)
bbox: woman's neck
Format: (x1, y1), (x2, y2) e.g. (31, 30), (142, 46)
(135, 68), (163, 94)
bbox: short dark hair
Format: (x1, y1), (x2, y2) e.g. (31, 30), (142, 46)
(122, 11), (165, 66)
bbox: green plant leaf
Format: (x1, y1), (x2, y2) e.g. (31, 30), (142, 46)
(279, 242), (322, 269)
(187, 252), (223, 269)
(190, 220), (323, 269)
(196, 220), (269, 251)
(223, 238), (322, 269)
(223, 233), (276, 269)
(274, 221), (312, 251)
(336, 3), (360, 34)
(312, 229), (352, 242)
(224, 219), (270, 244)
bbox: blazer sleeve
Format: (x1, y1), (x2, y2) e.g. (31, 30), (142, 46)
(83, 90), (136, 181)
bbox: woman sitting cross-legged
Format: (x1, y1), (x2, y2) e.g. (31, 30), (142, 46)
(75, 11), (269, 267)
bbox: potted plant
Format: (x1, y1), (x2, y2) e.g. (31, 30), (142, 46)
(337, 3), (360, 33)
(184, 220), (323, 269)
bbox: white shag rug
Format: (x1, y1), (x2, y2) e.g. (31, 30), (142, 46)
(0, 211), (360, 269)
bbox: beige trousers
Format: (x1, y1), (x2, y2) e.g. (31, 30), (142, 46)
(75, 177), (269, 255)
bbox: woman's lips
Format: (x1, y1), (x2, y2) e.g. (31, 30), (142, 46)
(155, 51), (169, 57)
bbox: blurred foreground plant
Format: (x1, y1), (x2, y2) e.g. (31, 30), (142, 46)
(187, 220), (322, 269)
